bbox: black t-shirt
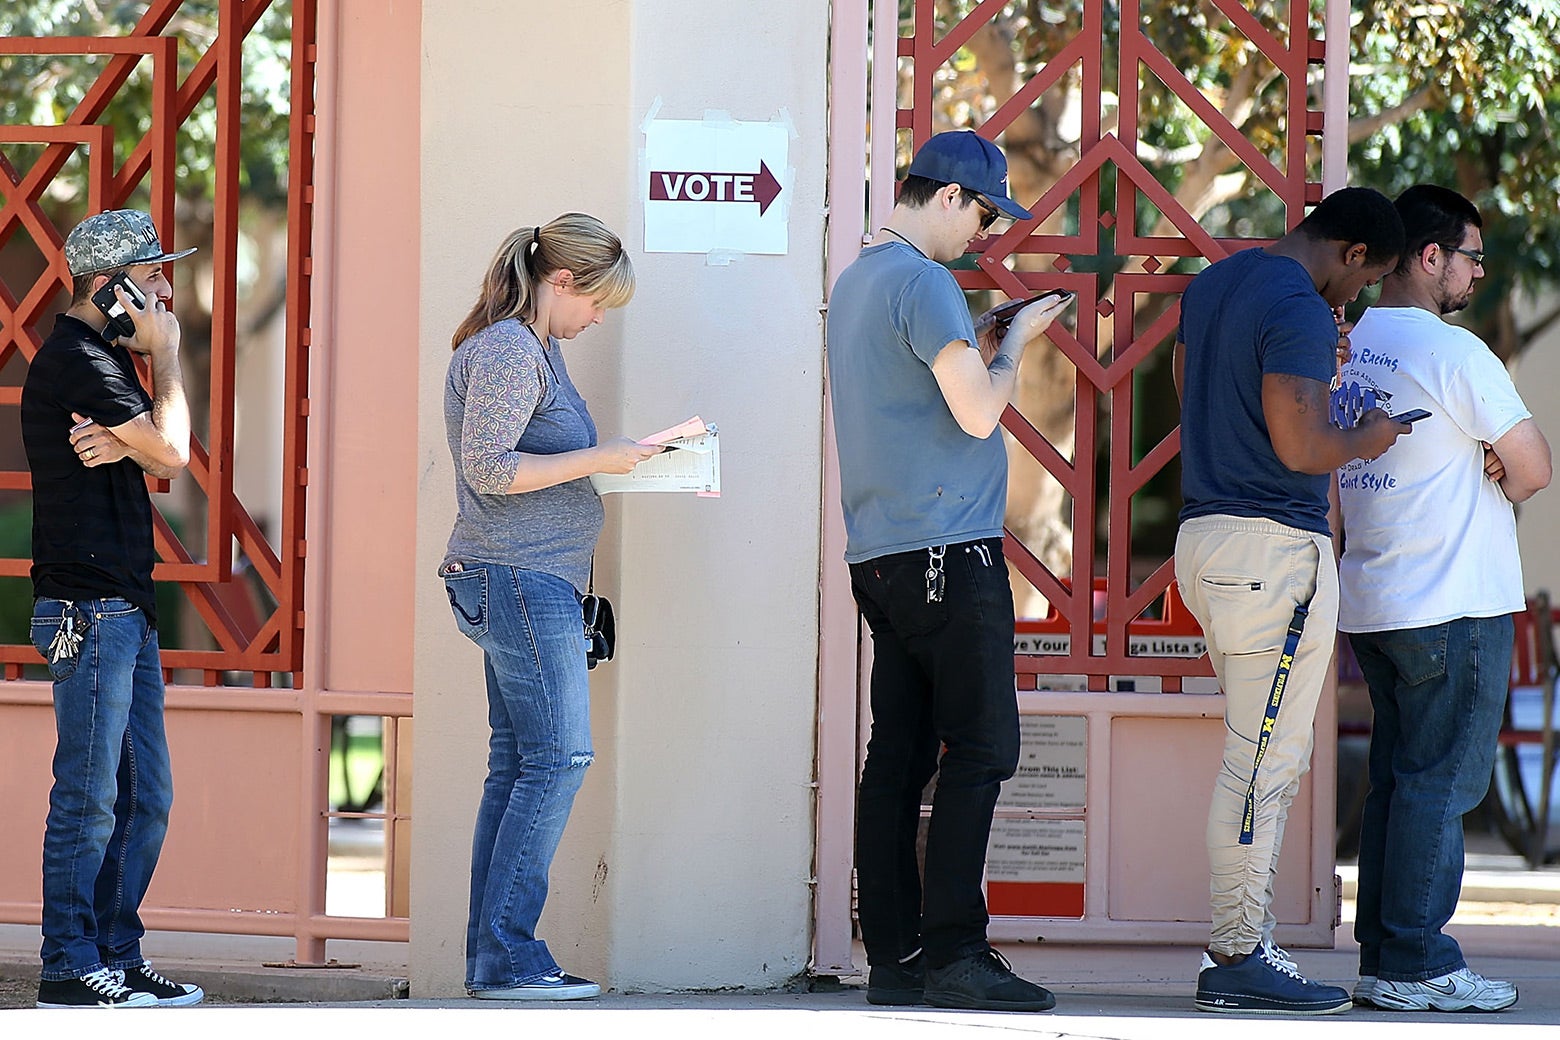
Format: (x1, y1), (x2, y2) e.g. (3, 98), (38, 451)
(22, 313), (158, 624)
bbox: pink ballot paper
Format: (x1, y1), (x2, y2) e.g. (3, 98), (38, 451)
(590, 417), (720, 496)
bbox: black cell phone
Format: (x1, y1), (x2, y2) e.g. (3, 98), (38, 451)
(90, 272), (148, 340)
(1392, 408), (1432, 424)
(985, 289), (1076, 334)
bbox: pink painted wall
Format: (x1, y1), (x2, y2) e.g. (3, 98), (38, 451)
(313, 0), (420, 698)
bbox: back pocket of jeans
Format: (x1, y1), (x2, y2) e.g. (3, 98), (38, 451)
(444, 568), (489, 641)
(1372, 624), (1448, 686)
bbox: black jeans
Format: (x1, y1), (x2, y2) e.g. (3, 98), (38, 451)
(849, 537), (1020, 969)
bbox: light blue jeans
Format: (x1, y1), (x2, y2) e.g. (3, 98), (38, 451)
(1349, 615), (1513, 982)
(30, 597), (172, 981)
(443, 564), (594, 991)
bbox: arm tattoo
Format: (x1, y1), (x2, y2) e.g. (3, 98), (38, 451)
(1274, 372), (1326, 415)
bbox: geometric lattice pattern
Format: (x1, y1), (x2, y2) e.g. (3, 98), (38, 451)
(0, 0), (315, 681)
(899, 0), (1324, 689)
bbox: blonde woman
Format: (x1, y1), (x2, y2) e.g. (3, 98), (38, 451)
(440, 214), (660, 999)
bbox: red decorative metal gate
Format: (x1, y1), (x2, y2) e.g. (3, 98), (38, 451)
(818, 0), (1343, 968)
(0, 0), (310, 680)
(0, 1), (411, 965)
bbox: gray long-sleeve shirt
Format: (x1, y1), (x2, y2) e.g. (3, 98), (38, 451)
(442, 318), (603, 592)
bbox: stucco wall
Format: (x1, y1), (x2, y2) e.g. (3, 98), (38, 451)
(1511, 295), (1560, 599)
(413, 0), (827, 994)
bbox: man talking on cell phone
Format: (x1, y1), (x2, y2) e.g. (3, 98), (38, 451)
(20, 209), (205, 1009)
(1333, 185), (1551, 1013)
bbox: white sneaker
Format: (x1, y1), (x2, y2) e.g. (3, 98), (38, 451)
(1352, 976), (1379, 1006)
(1369, 968), (1517, 1012)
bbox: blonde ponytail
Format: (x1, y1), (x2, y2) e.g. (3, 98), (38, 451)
(452, 214), (635, 350)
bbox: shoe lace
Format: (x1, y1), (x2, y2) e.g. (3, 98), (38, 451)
(81, 967), (135, 999)
(134, 961), (175, 987)
(974, 949), (1015, 977)
(1261, 939), (1298, 972)
(1257, 943), (1306, 982)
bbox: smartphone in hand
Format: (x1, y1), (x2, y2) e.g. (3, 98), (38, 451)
(983, 289), (1075, 337)
(90, 272), (148, 340)
(1392, 409), (1432, 424)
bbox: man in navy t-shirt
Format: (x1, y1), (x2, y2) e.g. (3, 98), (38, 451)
(1174, 188), (1407, 1016)
(21, 210), (202, 1009)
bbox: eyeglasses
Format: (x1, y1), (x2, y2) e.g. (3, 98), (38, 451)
(968, 191), (1001, 231)
(1445, 245), (1486, 265)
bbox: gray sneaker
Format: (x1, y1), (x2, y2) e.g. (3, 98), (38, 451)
(1353, 975), (1379, 1006)
(1369, 968), (1517, 1012)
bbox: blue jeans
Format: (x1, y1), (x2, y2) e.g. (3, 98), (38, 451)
(443, 564), (593, 990)
(848, 538), (1019, 968)
(30, 597), (172, 982)
(1349, 615), (1513, 982)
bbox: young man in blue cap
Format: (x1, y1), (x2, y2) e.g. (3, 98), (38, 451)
(22, 209), (203, 1008)
(826, 129), (1070, 1012)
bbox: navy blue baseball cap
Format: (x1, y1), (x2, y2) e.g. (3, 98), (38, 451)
(907, 130), (1033, 221)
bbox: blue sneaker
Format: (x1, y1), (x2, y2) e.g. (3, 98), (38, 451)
(1195, 947), (1352, 1016)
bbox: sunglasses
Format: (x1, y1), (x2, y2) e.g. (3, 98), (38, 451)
(1445, 245), (1486, 265)
(968, 191), (1001, 231)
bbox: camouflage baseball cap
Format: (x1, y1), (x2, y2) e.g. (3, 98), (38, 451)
(63, 209), (197, 276)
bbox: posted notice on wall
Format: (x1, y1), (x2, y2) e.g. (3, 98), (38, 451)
(643, 116), (790, 255)
(986, 818), (1087, 885)
(996, 715), (1087, 811)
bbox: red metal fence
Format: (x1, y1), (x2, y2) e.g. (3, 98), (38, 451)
(898, 0), (1323, 690)
(0, 0), (312, 682)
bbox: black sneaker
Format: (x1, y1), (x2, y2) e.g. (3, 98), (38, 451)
(923, 949), (1056, 1012)
(1195, 948), (1351, 1015)
(120, 961), (205, 1007)
(36, 967), (157, 1008)
(866, 952), (925, 1006)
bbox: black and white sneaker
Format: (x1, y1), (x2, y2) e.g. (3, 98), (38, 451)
(36, 966), (157, 1008)
(119, 961), (205, 1007)
(470, 970), (601, 1000)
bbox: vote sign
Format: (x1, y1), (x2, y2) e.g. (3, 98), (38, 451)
(644, 117), (789, 255)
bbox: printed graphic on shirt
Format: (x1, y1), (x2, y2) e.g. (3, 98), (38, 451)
(1329, 375), (1393, 430)
(1331, 372), (1399, 495)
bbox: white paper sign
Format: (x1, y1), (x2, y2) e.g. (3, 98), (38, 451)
(986, 818), (1087, 884)
(644, 118), (789, 255)
(997, 715), (1087, 810)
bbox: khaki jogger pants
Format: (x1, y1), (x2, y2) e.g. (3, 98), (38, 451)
(1175, 514), (1338, 956)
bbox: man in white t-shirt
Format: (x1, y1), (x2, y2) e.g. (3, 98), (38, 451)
(1333, 184), (1552, 1013)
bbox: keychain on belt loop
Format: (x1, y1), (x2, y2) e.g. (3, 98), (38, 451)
(925, 545), (946, 604)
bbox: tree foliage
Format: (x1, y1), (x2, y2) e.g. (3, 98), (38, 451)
(0, 0), (294, 212)
(900, 0), (1560, 597)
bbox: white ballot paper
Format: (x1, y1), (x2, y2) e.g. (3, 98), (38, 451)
(590, 416), (720, 496)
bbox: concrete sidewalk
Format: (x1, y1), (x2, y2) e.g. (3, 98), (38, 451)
(1, 932), (1557, 1038)
(4, 831), (1555, 1035)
